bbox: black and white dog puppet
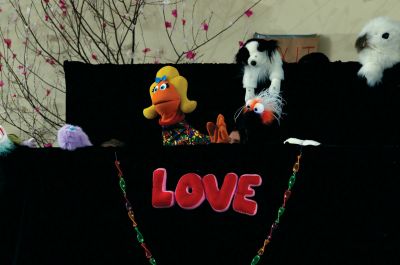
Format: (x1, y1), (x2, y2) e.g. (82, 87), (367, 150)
(235, 38), (284, 102)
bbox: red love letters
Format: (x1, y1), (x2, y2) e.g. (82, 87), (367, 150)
(152, 168), (262, 216)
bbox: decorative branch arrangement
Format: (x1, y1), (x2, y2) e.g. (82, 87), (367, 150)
(0, 0), (261, 146)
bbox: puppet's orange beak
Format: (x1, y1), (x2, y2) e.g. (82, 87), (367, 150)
(261, 110), (274, 124)
(151, 81), (181, 116)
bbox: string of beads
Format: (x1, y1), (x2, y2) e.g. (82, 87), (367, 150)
(114, 150), (302, 265)
(251, 152), (302, 265)
(114, 155), (157, 265)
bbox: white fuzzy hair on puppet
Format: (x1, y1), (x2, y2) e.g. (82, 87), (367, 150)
(355, 16), (400, 87)
(235, 38), (284, 102)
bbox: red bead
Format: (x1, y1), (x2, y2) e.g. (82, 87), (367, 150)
(268, 223), (279, 238)
(141, 243), (152, 258)
(283, 190), (291, 207)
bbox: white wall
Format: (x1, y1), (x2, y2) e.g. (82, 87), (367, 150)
(193, 0), (400, 62)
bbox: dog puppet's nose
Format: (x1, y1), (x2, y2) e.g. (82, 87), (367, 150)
(355, 34), (368, 52)
(250, 60), (257, 66)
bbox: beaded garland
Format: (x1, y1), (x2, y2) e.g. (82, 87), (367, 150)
(114, 156), (157, 265)
(114, 150), (302, 265)
(161, 120), (210, 146)
(250, 152), (302, 265)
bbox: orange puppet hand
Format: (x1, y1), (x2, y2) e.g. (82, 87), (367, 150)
(206, 114), (230, 143)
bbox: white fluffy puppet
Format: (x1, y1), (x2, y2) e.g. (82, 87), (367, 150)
(355, 16), (400, 87)
(235, 38), (284, 102)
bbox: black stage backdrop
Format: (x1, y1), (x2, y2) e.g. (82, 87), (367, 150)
(1, 60), (400, 265)
(63, 60), (400, 146)
(1, 144), (399, 265)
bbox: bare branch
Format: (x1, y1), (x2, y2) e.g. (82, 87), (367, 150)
(1, 0), (261, 144)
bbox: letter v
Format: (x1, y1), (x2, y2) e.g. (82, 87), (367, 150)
(203, 173), (238, 212)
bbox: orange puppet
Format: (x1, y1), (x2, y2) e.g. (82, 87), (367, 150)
(236, 89), (284, 125)
(143, 66), (211, 146)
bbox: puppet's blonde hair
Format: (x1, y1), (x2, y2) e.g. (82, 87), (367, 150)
(143, 66), (197, 119)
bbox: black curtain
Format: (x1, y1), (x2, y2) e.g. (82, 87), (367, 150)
(1, 144), (399, 265)
(1, 60), (400, 265)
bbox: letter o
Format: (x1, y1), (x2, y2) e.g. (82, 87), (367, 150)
(175, 173), (205, 209)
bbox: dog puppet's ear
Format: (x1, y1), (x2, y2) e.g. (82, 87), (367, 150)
(257, 39), (278, 59)
(235, 46), (250, 65)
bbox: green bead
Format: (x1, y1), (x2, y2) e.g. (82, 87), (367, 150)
(288, 175), (296, 189)
(251, 254), (261, 265)
(278, 207), (285, 217)
(119, 178), (126, 192)
(149, 258), (157, 265)
(135, 227), (144, 243)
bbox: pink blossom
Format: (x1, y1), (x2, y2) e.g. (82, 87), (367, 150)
(182, 18), (186, 26)
(142, 48), (151, 54)
(46, 58), (56, 65)
(91, 53), (97, 60)
(34, 107), (40, 113)
(201, 22), (209, 31)
(244, 9), (253, 17)
(12, 53), (17, 59)
(46, 89), (51, 96)
(45, 14), (50, 21)
(172, 9), (178, 18)
(12, 94), (16, 98)
(44, 0), (50, 4)
(59, 0), (67, 16)
(44, 143), (53, 148)
(59, 0), (67, 10)
(165, 21), (172, 28)
(4, 38), (12, 48)
(239, 41), (244, 47)
(185, 50), (196, 60)
(0, 80), (4, 87)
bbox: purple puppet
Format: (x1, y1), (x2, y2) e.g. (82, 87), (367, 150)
(57, 124), (92, 151)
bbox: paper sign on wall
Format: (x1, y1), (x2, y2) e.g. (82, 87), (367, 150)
(254, 33), (320, 63)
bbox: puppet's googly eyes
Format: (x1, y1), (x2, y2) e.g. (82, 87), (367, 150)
(382, 32), (390, 39)
(245, 100), (252, 110)
(160, 83), (168, 90)
(253, 103), (264, 114)
(152, 86), (158, 93)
